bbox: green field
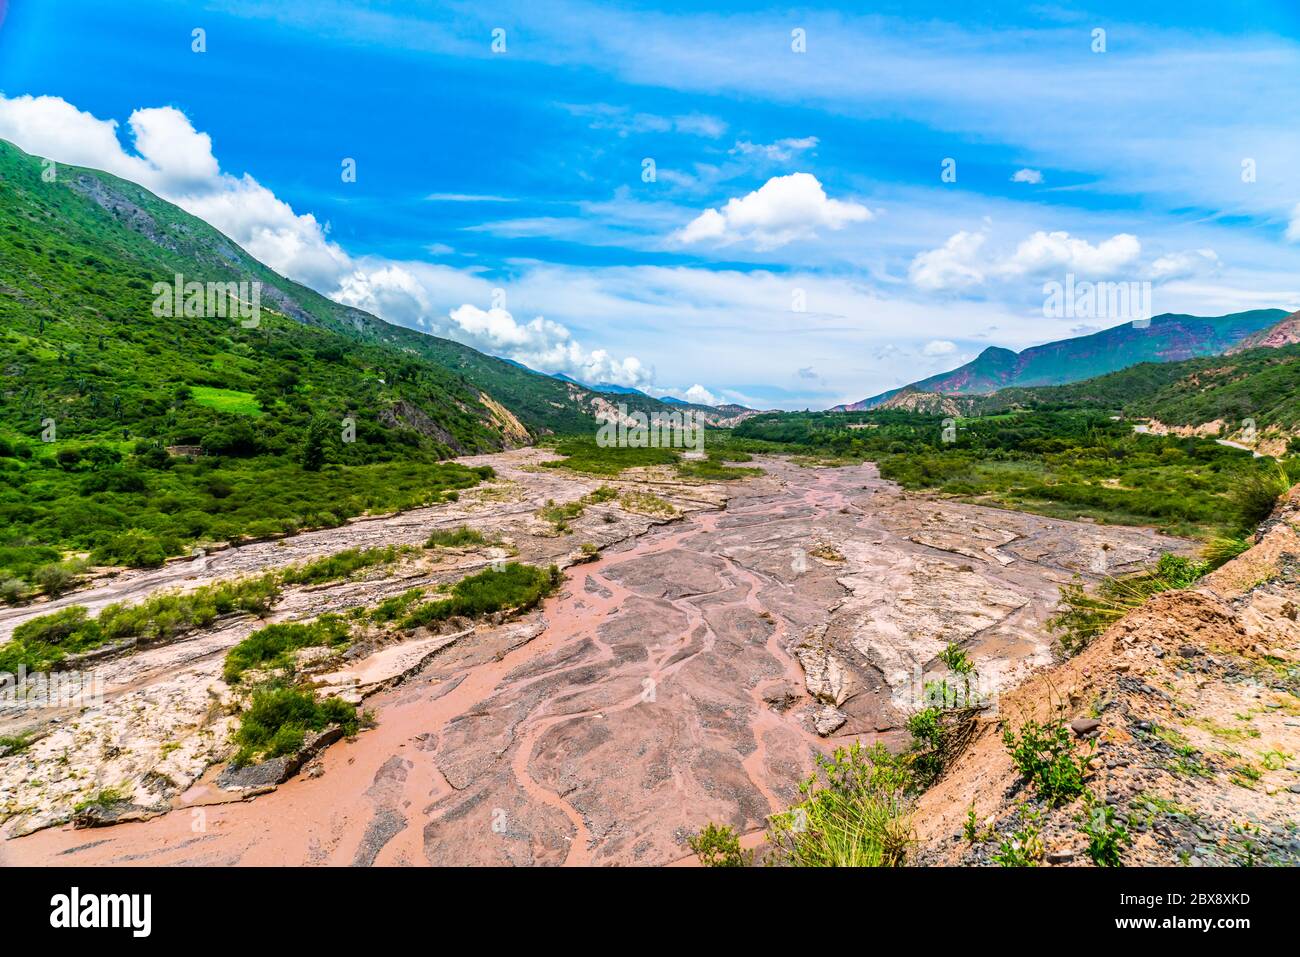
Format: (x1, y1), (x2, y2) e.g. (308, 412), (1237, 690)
(190, 386), (263, 417)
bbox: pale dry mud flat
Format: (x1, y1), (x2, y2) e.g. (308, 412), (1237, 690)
(0, 455), (1189, 866)
(0, 448), (724, 837)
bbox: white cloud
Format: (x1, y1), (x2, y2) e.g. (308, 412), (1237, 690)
(908, 231), (989, 291)
(1011, 168), (1044, 184)
(1001, 231), (1142, 278)
(1149, 248), (1220, 281)
(443, 305), (653, 390)
(0, 93), (352, 290)
(333, 263), (438, 328)
(330, 262), (655, 389)
(674, 172), (871, 249)
(559, 102), (726, 138)
(425, 192), (514, 203)
(921, 339), (957, 356)
(909, 229), (1143, 291)
(731, 136), (819, 163)
(1287, 203), (1300, 242)
(674, 114), (728, 138)
(681, 384), (719, 405)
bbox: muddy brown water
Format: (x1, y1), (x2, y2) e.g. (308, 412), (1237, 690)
(0, 458), (1186, 866)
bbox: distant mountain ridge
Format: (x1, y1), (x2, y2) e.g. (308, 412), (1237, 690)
(832, 310), (1288, 411)
(547, 372), (765, 425)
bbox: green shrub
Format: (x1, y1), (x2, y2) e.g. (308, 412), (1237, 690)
(1228, 460), (1291, 533)
(963, 806), (994, 844)
(91, 529), (170, 568)
(540, 439), (679, 477)
(231, 684), (357, 765)
(538, 498), (585, 531)
(0, 733), (33, 756)
(223, 615), (351, 683)
(1077, 795), (1131, 866)
(993, 807), (1045, 867)
(1201, 536), (1251, 569)
(73, 787), (128, 813)
(370, 587), (426, 623)
(583, 485), (618, 504)
(688, 823), (751, 867)
(675, 457), (762, 481)
(424, 526), (488, 548)
(33, 561), (83, 597)
(0, 577), (28, 605)
(0, 574), (281, 673)
(1050, 553), (1208, 654)
(1002, 719), (1093, 805)
(280, 545), (416, 585)
(400, 563), (560, 629)
(766, 742), (913, 867)
(0, 606), (103, 673)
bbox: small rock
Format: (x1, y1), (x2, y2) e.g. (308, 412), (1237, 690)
(1047, 849), (1074, 864)
(813, 705), (848, 737)
(1070, 717), (1101, 737)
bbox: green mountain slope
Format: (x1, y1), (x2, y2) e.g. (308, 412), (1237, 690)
(975, 342), (1300, 437)
(833, 310), (1288, 410)
(0, 137), (676, 593)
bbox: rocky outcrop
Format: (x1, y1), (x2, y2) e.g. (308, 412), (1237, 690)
(216, 727), (345, 793)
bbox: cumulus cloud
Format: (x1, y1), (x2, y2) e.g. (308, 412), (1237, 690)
(329, 262), (656, 389)
(0, 93), (351, 289)
(1149, 248), (1221, 281)
(908, 231), (989, 291)
(674, 172), (871, 249)
(909, 229), (1143, 291)
(681, 384), (719, 405)
(1011, 168), (1043, 184)
(1001, 231), (1142, 278)
(441, 305), (653, 389)
(921, 339), (957, 356)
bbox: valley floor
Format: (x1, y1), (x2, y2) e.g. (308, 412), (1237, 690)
(0, 452), (1192, 865)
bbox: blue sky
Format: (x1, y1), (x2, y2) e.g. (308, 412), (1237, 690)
(2, 0), (1299, 408)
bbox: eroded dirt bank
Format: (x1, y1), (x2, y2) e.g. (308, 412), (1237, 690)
(912, 486), (1300, 866)
(0, 455), (1188, 865)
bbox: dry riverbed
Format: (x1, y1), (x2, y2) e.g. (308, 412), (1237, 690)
(0, 451), (1189, 865)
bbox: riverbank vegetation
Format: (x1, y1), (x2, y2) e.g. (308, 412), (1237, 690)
(730, 409), (1297, 539)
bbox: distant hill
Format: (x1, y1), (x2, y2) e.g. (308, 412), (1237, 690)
(1228, 309), (1300, 353)
(966, 340), (1300, 452)
(832, 310), (1288, 411)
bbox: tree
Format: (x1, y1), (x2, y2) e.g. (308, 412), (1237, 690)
(301, 417), (330, 472)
